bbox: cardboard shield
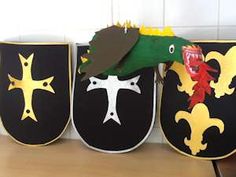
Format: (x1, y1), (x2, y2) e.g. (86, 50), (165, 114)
(161, 41), (236, 159)
(0, 42), (71, 145)
(72, 45), (156, 153)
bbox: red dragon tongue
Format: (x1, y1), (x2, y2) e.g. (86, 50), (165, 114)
(182, 45), (217, 109)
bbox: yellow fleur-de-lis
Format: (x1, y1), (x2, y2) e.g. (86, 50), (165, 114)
(205, 46), (236, 98)
(169, 62), (196, 96)
(175, 103), (224, 155)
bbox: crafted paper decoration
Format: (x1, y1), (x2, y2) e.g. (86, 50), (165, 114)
(79, 24), (216, 109)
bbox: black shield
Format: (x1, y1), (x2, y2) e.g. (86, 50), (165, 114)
(0, 42), (71, 145)
(72, 45), (156, 152)
(161, 41), (236, 159)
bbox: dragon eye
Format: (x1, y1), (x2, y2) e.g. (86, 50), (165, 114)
(169, 44), (175, 54)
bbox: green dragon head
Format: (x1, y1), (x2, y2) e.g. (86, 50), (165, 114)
(143, 35), (204, 78)
(125, 26), (204, 78)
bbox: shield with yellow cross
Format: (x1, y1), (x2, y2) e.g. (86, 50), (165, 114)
(0, 42), (71, 145)
(160, 41), (236, 159)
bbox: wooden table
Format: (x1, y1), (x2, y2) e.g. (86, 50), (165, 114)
(215, 154), (236, 177)
(0, 136), (215, 177)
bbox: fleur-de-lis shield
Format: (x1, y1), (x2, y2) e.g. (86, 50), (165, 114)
(0, 42), (71, 145)
(72, 45), (156, 153)
(161, 41), (236, 159)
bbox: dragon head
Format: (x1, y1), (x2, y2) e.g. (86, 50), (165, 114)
(134, 26), (202, 78)
(148, 35), (216, 108)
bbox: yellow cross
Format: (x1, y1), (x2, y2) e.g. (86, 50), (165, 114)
(8, 53), (55, 122)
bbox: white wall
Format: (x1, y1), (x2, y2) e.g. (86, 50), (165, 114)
(0, 0), (235, 143)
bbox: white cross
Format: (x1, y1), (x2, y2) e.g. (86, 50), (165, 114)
(87, 76), (141, 125)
